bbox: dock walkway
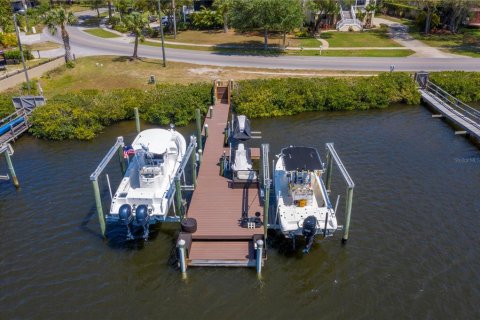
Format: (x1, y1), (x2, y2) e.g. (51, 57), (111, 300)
(416, 73), (480, 142)
(179, 83), (265, 268)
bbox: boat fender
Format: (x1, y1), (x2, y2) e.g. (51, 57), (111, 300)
(118, 204), (133, 225)
(135, 205), (150, 226)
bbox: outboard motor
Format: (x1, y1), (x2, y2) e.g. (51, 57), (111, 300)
(118, 204), (134, 240)
(302, 215), (318, 254)
(135, 205), (150, 240)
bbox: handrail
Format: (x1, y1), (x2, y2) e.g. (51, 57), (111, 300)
(425, 81), (480, 119)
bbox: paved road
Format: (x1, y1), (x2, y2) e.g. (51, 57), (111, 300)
(43, 23), (480, 72)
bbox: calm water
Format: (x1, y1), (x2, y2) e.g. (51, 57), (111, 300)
(1, 105), (479, 319)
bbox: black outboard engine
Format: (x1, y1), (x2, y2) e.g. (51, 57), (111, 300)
(302, 215), (318, 254)
(135, 205), (150, 240)
(119, 204), (134, 240)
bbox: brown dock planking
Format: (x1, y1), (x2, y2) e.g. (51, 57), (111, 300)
(183, 89), (265, 265)
(187, 102), (263, 239)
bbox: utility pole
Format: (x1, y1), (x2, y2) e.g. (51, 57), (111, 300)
(172, 0), (177, 39)
(157, 0), (167, 67)
(13, 14), (30, 94)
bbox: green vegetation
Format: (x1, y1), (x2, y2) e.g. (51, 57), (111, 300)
(29, 83), (212, 140)
(84, 28), (120, 38)
(142, 40), (413, 57)
(430, 72), (480, 103)
(232, 73), (420, 118)
(3, 49), (34, 60)
(321, 27), (402, 47)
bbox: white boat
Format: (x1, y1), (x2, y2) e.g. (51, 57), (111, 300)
(107, 128), (186, 239)
(274, 146), (337, 252)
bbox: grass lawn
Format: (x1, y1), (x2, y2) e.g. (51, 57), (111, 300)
(65, 4), (92, 13)
(25, 41), (61, 51)
(84, 28), (121, 38)
(142, 40), (413, 57)
(3, 58), (50, 73)
(26, 56), (377, 97)
(408, 25), (480, 57)
(163, 29), (322, 48)
(320, 26), (402, 47)
(375, 14), (411, 25)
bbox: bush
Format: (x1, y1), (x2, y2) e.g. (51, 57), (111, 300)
(4, 49), (34, 60)
(231, 73), (420, 118)
(0, 33), (18, 48)
(29, 83), (213, 140)
(430, 72), (480, 103)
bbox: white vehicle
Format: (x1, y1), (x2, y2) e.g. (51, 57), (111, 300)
(274, 146), (337, 252)
(107, 128), (186, 239)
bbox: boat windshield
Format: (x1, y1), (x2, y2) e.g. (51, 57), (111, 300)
(144, 152), (165, 166)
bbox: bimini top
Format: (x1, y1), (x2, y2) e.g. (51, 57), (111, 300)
(232, 115), (252, 141)
(132, 129), (174, 155)
(281, 146), (323, 171)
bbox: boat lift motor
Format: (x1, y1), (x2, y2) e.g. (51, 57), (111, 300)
(302, 215), (318, 254)
(118, 204), (134, 240)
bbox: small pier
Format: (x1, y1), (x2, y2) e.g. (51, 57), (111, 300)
(415, 72), (480, 142)
(0, 96), (45, 145)
(178, 80), (267, 269)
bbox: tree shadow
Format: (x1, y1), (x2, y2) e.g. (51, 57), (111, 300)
(211, 42), (284, 57)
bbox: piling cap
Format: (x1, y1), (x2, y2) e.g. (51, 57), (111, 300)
(257, 239), (264, 246)
(178, 239), (186, 246)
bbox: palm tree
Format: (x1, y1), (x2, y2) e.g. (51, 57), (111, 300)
(123, 11), (148, 59)
(44, 8), (77, 63)
(365, 3), (377, 29)
(213, 0), (232, 33)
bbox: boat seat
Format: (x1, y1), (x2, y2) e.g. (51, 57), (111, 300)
(232, 144), (257, 181)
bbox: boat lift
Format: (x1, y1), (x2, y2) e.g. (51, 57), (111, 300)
(89, 134), (198, 238)
(324, 143), (355, 243)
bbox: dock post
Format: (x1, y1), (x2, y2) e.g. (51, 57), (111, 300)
(134, 108), (140, 133)
(263, 179), (270, 239)
(175, 177), (183, 218)
(325, 149), (333, 192)
(4, 150), (19, 188)
(178, 239), (187, 273)
(191, 139), (197, 187)
(209, 106), (214, 118)
(195, 108), (203, 151)
(92, 179), (106, 237)
(220, 151), (225, 176)
(342, 186), (354, 244)
(117, 145), (126, 175)
(204, 124), (209, 138)
(256, 239), (263, 274)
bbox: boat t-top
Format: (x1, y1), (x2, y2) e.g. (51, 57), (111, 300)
(107, 128), (186, 240)
(274, 146), (337, 253)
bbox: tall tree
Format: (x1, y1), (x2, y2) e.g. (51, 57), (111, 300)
(0, 0), (14, 32)
(308, 0), (339, 33)
(230, 0), (302, 50)
(365, 3), (377, 28)
(213, 0), (233, 33)
(90, 0), (104, 18)
(442, 0), (473, 33)
(277, 0), (304, 48)
(44, 8), (77, 63)
(417, 0), (440, 34)
(123, 11), (148, 59)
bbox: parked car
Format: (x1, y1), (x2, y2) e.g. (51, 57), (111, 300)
(149, 15), (158, 22)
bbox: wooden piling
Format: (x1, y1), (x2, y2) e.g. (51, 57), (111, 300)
(175, 177), (183, 218)
(191, 137), (197, 187)
(198, 149), (203, 165)
(117, 145), (126, 175)
(204, 124), (209, 138)
(4, 150), (19, 188)
(325, 151), (333, 192)
(92, 179), (106, 237)
(195, 108), (203, 151)
(134, 107), (140, 133)
(263, 181), (270, 239)
(342, 187), (354, 243)
(209, 106), (214, 118)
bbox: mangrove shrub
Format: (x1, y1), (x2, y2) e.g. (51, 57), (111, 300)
(231, 73), (420, 118)
(430, 71), (480, 103)
(29, 83), (212, 140)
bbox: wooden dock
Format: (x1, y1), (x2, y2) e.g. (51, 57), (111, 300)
(178, 81), (266, 268)
(416, 73), (480, 142)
